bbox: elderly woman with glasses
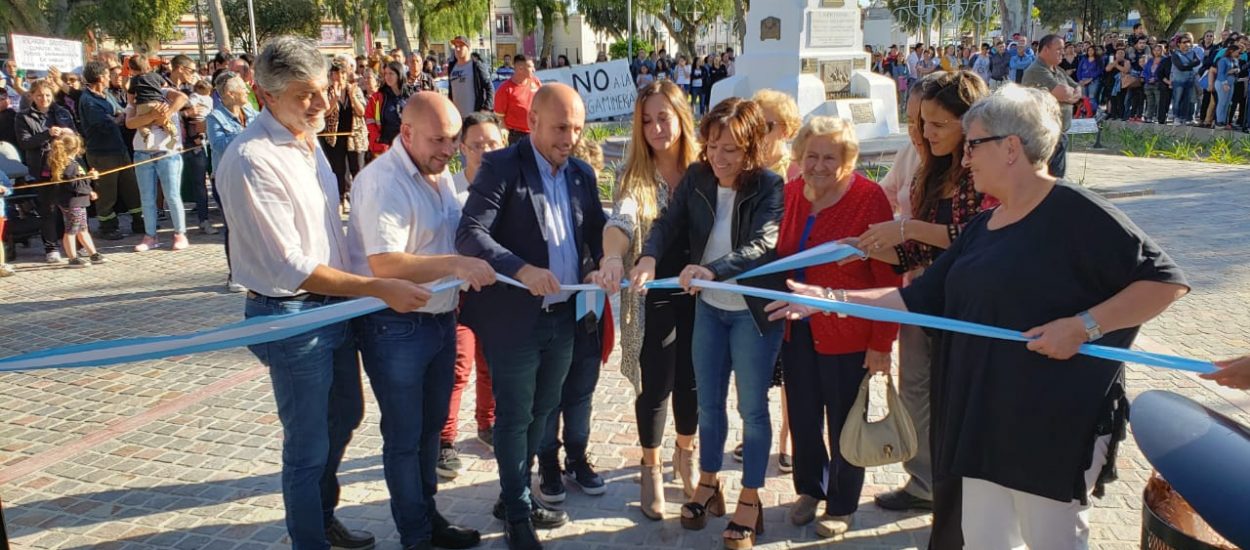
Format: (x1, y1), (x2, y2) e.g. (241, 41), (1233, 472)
(767, 86), (1189, 548)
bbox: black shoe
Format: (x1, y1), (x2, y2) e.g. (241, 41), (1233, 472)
(403, 543), (433, 550)
(100, 227), (124, 241)
(873, 488), (933, 511)
(476, 428), (494, 449)
(504, 520), (542, 550)
(563, 457), (605, 496)
(537, 462), (565, 504)
(492, 499), (569, 530)
(325, 517), (376, 549)
(431, 510), (481, 549)
(732, 443), (744, 462)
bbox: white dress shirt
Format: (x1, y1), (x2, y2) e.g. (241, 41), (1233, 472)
(877, 144), (920, 218)
(215, 109), (350, 297)
(347, 145), (464, 313)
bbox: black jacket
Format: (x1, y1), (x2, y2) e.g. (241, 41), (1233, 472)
(456, 136), (606, 349)
(641, 162), (785, 333)
(15, 104), (78, 180)
(447, 58), (495, 113)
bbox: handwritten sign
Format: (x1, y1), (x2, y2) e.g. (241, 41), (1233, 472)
(534, 59), (637, 121)
(10, 33), (84, 73)
(807, 10), (857, 49)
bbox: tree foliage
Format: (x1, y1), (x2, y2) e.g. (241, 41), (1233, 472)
(75, 0), (193, 51)
(635, 0), (731, 57)
(324, 0), (388, 49)
(410, 0), (489, 55)
(1136, 0), (1229, 39)
(608, 36), (650, 59)
(223, 0), (321, 52)
(577, 0), (630, 40)
(511, 0), (569, 61)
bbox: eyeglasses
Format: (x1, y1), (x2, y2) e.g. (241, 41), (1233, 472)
(964, 135), (1009, 156)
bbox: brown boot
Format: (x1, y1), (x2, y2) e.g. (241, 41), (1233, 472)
(675, 443), (697, 498)
(640, 462), (665, 520)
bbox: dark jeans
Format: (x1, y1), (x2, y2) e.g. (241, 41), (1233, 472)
(1157, 86), (1173, 124)
(181, 147), (210, 223)
(355, 309), (457, 546)
(539, 315), (604, 466)
(322, 139), (363, 201)
(85, 152), (141, 226)
(483, 304), (576, 522)
(35, 185), (63, 253)
(1047, 133), (1068, 179)
(210, 178), (231, 276)
(782, 323), (868, 516)
(635, 291), (698, 448)
(1171, 80), (1195, 123)
(244, 295), (364, 550)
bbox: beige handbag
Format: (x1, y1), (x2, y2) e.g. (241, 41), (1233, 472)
(839, 373), (919, 468)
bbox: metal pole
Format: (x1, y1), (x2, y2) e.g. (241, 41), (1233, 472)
(246, 0), (259, 54)
(628, 0), (633, 59)
(194, 0), (207, 64)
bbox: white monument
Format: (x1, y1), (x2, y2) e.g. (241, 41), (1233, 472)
(709, 0), (900, 140)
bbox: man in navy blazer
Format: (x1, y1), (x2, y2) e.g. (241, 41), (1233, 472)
(456, 83), (608, 550)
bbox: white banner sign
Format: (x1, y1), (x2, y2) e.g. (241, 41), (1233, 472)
(10, 33), (84, 73)
(534, 59), (637, 120)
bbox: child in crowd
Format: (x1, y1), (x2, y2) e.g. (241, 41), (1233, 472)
(185, 78), (214, 146)
(46, 133), (103, 268)
(0, 170), (13, 277)
(127, 55), (177, 149)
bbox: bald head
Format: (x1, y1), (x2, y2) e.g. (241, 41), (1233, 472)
(400, 92), (463, 178)
(528, 83), (586, 169)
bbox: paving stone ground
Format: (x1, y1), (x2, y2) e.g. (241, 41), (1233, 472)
(0, 151), (1247, 549)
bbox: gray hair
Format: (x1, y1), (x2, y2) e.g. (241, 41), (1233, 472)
(961, 84), (1062, 166)
(213, 70), (249, 96)
(333, 53), (356, 71)
(254, 36), (328, 95)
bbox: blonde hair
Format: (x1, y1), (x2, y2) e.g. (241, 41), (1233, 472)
(572, 138), (604, 172)
(617, 80), (699, 231)
(751, 89), (801, 140)
(47, 133), (84, 180)
(792, 116), (859, 176)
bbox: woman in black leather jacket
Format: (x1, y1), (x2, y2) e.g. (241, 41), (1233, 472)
(630, 97), (784, 550)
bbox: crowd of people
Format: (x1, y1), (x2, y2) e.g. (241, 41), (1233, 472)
(870, 25), (1250, 130)
(7, 27), (1249, 550)
(628, 48), (738, 117)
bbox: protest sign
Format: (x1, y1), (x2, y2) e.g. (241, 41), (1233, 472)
(10, 33), (84, 74)
(534, 59), (637, 120)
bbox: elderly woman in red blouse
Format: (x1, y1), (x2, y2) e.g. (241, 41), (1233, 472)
(777, 116), (901, 538)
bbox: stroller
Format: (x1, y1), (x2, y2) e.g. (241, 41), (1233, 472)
(1, 142), (40, 262)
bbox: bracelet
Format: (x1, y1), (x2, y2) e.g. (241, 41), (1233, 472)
(899, 219), (907, 242)
(602, 255), (623, 264)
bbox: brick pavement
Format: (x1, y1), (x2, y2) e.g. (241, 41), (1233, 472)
(0, 152), (1247, 549)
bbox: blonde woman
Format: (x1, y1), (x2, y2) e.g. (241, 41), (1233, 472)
(598, 80), (702, 519)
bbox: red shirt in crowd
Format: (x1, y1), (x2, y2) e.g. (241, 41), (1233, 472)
(494, 77), (541, 133)
(777, 174), (902, 355)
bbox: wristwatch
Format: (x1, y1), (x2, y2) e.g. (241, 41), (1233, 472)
(1076, 310), (1103, 342)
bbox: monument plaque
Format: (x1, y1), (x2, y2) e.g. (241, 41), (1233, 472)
(807, 11), (856, 49)
(800, 58), (819, 74)
(760, 17), (781, 41)
(849, 102), (876, 124)
(821, 0), (846, 6)
(820, 59), (852, 97)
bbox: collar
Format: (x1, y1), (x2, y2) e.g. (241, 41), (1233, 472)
(529, 139), (565, 179)
(388, 141), (452, 190)
(256, 108), (304, 147)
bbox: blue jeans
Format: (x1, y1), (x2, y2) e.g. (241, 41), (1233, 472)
(692, 299), (783, 489)
(244, 295), (364, 550)
(134, 150), (186, 237)
(181, 147), (210, 223)
(355, 309), (456, 546)
(539, 317), (603, 466)
(1084, 81), (1101, 109)
(1171, 79), (1195, 123)
(483, 305), (576, 521)
(1216, 80), (1235, 125)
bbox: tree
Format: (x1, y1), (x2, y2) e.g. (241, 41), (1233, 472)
(577, 0), (630, 40)
(1135, 0), (1227, 39)
(224, 0), (320, 52)
(512, 0), (569, 62)
(0, 0), (53, 35)
(76, 0), (192, 52)
(204, 0), (231, 53)
(325, 0), (388, 52)
(387, 0), (412, 55)
(409, 0), (489, 56)
(635, 0), (732, 58)
(1233, 0), (1244, 32)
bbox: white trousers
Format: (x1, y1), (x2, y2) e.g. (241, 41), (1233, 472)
(961, 435), (1111, 550)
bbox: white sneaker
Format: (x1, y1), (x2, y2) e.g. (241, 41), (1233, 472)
(0, 264), (15, 277)
(45, 251), (63, 263)
(226, 278), (246, 293)
(200, 220), (219, 235)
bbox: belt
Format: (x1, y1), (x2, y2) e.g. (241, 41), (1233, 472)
(540, 300), (572, 314)
(246, 290), (333, 303)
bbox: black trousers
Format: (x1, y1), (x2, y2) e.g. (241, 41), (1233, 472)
(1157, 86), (1173, 124)
(635, 291), (698, 448)
(322, 139), (363, 201)
(35, 185), (64, 253)
(1047, 133), (1068, 179)
(781, 322), (867, 516)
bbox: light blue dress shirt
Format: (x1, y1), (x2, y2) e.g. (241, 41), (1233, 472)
(529, 140), (580, 307)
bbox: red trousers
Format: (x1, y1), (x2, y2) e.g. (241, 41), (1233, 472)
(441, 324), (495, 442)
